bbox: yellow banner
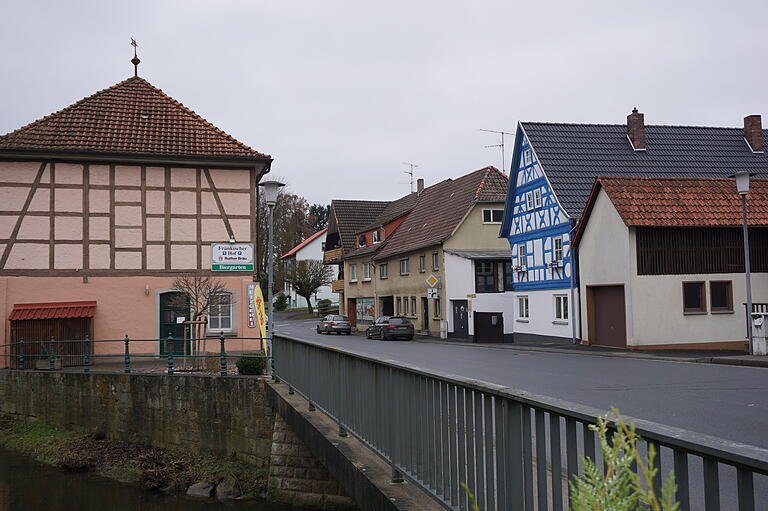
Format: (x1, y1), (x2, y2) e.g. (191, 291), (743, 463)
(252, 285), (268, 352)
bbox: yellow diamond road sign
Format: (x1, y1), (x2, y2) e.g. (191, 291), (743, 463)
(425, 274), (439, 288)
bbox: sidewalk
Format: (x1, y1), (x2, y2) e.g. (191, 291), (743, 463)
(412, 334), (768, 368)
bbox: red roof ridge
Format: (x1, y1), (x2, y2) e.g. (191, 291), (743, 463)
(12, 300), (97, 309)
(0, 76), (270, 160)
(281, 228), (328, 259)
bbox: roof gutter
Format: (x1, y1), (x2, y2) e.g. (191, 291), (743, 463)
(0, 149), (273, 170)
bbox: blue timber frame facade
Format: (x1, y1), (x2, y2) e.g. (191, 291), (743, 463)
(501, 125), (574, 291)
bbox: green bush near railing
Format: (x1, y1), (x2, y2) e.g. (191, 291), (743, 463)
(236, 354), (266, 375)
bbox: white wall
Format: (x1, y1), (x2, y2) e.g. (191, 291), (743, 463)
(444, 252), (516, 336)
(512, 289), (579, 340)
(283, 234), (338, 308)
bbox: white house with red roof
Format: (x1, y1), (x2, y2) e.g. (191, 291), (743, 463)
(280, 228), (337, 309)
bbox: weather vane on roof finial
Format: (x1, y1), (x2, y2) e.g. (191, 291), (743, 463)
(130, 38), (140, 77)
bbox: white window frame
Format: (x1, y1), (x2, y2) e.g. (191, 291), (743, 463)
(433, 297), (441, 318)
(379, 262), (388, 279)
(482, 208), (504, 224)
(517, 243), (527, 269)
(403, 296), (409, 315)
(419, 255), (426, 273)
(526, 192), (534, 210)
(524, 149), (532, 166)
(432, 252), (439, 270)
(400, 258), (409, 275)
(517, 295), (529, 321)
(553, 236), (563, 263)
(207, 291), (234, 334)
(349, 264), (358, 282)
(372, 230), (381, 244)
(363, 263), (371, 281)
(533, 189), (542, 209)
(554, 295), (569, 322)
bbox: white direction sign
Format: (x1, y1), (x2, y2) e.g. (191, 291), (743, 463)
(211, 243), (254, 271)
(425, 273), (439, 288)
(427, 288), (439, 299)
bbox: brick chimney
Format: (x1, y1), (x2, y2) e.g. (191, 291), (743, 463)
(627, 107), (646, 150)
(417, 178), (424, 195)
(744, 115), (763, 152)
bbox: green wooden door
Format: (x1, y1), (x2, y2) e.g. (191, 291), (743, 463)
(159, 292), (190, 356)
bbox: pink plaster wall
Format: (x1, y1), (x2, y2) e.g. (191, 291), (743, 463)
(0, 161), (39, 183)
(114, 165), (140, 186)
(146, 167), (165, 187)
(54, 163), (83, 184)
(54, 217), (82, 240)
(0, 276), (263, 367)
(210, 168), (250, 189)
(89, 165), (110, 185)
(170, 167), (196, 187)
(54, 189), (83, 212)
(0, 187), (28, 210)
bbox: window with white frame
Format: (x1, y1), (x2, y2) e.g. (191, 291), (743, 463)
(554, 295), (568, 321)
(372, 230), (381, 243)
(482, 209), (504, 224)
(379, 263), (388, 279)
(419, 255), (426, 272)
(517, 295), (529, 320)
(434, 297), (441, 318)
(526, 192), (534, 210)
(411, 296), (416, 316)
(533, 189), (542, 208)
(349, 264), (358, 282)
(363, 263), (371, 281)
(400, 258), (410, 275)
(523, 149), (532, 165)
(432, 252), (439, 270)
(517, 243), (527, 269)
(554, 237), (563, 263)
(403, 296), (409, 315)
(208, 292), (233, 333)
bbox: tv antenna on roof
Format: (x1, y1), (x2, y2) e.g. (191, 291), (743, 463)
(401, 162), (419, 193)
(480, 129), (515, 174)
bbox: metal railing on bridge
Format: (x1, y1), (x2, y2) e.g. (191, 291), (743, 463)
(1, 335), (269, 376)
(273, 334), (768, 511)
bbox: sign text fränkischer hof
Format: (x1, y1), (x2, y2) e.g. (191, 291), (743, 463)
(211, 243), (254, 271)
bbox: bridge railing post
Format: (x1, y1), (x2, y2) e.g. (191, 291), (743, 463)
(166, 334), (174, 376)
(124, 335), (131, 374)
(83, 335), (90, 373)
(49, 336), (56, 371)
(219, 334), (227, 376)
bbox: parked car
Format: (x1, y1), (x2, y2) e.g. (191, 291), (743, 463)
(365, 316), (415, 341)
(316, 315), (351, 335)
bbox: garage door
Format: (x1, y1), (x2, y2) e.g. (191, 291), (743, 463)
(588, 286), (627, 348)
(474, 312), (504, 343)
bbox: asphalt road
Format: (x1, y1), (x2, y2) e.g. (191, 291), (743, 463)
(275, 314), (768, 450)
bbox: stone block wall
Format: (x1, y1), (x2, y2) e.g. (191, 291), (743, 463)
(268, 414), (355, 509)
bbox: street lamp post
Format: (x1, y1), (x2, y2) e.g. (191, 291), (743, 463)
(259, 180), (285, 376)
(734, 171), (754, 354)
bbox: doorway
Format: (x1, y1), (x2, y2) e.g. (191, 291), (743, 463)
(421, 297), (429, 331)
(452, 300), (469, 338)
(380, 296), (394, 316)
(474, 312), (504, 343)
(587, 285), (627, 348)
(159, 292), (190, 356)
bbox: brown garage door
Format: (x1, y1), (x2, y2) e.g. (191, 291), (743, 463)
(588, 286), (627, 348)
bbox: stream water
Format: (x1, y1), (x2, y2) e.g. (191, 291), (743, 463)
(0, 448), (302, 511)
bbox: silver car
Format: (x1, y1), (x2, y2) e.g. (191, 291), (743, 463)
(316, 315), (352, 335)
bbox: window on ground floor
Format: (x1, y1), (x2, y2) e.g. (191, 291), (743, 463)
(683, 281), (706, 313)
(403, 296), (409, 315)
(411, 296), (417, 316)
(208, 292), (233, 333)
(517, 295), (529, 320)
(710, 280), (733, 312)
(554, 295), (568, 321)
(434, 298), (441, 318)
(396, 297), (402, 315)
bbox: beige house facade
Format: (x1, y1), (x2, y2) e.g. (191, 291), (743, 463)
(0, 74), (271, 367)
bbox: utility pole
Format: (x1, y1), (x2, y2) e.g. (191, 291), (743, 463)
(480, 129), (515, 174)
(401, 162), (419, 193)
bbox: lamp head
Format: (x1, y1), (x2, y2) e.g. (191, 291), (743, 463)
(731, 171), (755, 195)
(259, 180), (286, 206)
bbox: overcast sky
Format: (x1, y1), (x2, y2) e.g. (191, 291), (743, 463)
(1, 1), (766, 204)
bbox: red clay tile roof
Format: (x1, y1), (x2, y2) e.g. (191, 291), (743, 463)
(373, 166), (507, 261)
(0, 76), (269, 161)
(281, 228), (328, 259)
(575, 177), (768, 245)
(9, 301), (97, 321)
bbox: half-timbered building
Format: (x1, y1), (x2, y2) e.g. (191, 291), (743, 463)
(500, 110), (768, 344)
(0, 71), (271, 366)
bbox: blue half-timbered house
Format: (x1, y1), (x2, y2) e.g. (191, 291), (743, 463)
(500, 109), (768, 343)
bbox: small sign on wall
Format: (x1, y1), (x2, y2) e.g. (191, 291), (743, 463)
(211, 243), (254, 271)
(427, 288), (439, 299)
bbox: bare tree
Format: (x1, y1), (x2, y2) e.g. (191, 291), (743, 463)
(284, 259), (332, 314)
(170, 273), (232, 369)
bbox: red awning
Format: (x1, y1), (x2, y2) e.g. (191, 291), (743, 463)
(9, 301), (97, 321)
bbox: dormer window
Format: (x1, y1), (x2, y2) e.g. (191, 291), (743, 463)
(358, 235), (366, 247)
(372, 230), (381, 244)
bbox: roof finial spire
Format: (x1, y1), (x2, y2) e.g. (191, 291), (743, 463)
(130, 38), (140, 77)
